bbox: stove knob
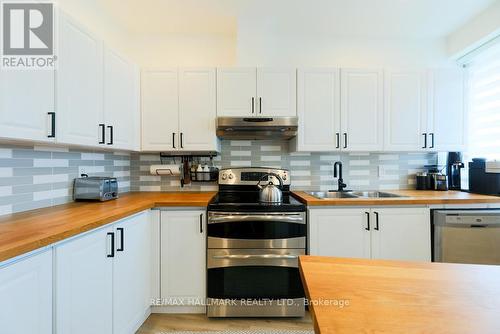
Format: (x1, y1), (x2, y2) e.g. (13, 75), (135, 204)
(228, 174), (234, 180)
(221, 173), (227, 180)
(282, 174), (287, 181)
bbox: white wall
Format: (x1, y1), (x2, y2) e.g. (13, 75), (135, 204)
(446, 0), (500, 59)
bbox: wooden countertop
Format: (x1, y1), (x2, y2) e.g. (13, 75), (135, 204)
(0, 192), (215, 263)
(299, 256), (500, 334)
(292, 190), (500, 206)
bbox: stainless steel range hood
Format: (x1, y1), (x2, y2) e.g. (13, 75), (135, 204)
(216, 117), (298, 140)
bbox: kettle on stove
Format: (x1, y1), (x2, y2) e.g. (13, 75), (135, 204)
(257, 173), (283, 204)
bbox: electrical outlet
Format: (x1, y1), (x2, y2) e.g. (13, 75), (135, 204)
(78, 167), (87, 177)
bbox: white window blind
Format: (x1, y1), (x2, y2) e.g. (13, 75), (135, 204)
(467, 42), (500, 160)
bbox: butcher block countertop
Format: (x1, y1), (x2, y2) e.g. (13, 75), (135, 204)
(299, 256), (500, 334)
(292, 190), (500, 206)
(0, 192), (216, 263)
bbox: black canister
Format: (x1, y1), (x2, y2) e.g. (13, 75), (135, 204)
(416, 172), (432, 190)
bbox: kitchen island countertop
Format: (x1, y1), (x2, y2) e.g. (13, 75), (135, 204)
(299, 255), (500, 333)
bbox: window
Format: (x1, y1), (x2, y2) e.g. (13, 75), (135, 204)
(467, 42), (500, 160)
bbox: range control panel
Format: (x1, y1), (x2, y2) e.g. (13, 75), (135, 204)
(218, 167), (290, 186)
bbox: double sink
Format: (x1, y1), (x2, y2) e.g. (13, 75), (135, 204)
(306, 191), (406, 199)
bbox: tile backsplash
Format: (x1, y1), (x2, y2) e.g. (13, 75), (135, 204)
(0, 143), (131, 216)
(131, 140), (437, 192)
(0, 140), (436, 216)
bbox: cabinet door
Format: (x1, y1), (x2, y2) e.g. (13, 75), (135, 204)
(217, 68), (256, 116)
(57, 12), (103, 147)
(141, 69), (179, 151)
(0, 70), (55, 142)
(309, 209), (371, 258)
(0, 250), (52, 334)
(257, 68), (297, 117)
(384, 69), (427, 151)
(293, 68), (340, 152)
(161, 210), (206, 309)
(113, 212), (151, 334)
(179, 68), (219, 151)
(371, 208), (431, 261)
(104, 46), (140, 150)
(428, 69), (466, 152)
(341, 69), (383, 151)
(56, 227), (113, 334)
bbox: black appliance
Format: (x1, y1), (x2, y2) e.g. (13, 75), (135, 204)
(469, 158), (500, 195)
(447, 152), (464, 190)
(206, 167), (306, 318)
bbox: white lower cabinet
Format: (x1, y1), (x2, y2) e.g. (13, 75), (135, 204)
(56, 225), (114, 334)
(309, 207), (431, 261)
(113, 212), (151, 334)
(0, 250), (53, 334)
(160, 210), (206, 312)
(56, 211), (151, 334)
(309, 208), (370, 258)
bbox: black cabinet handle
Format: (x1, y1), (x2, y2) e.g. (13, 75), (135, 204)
(251, 97), (255, 114)
(172, 133), (176, 149)
(336, 133), (340, 149)
(116, 227), (124, 252)
(422, 133), (427, 149)
(259, 97), (262, 114)
(374, 212), (379, 231)
(199, 213), (203, 233)
(180, 133), (184, 149)
(47, 112), (56, 138)
(429, 133), (435, 149)
(343, 133), (348, 149)
(107, 232), (115, 258)
(107, 125), (113, 145)
(99, 124), (106, 144)
(365, 212), (370, 231)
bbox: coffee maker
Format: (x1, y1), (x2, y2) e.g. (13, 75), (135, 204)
(447, 152), (464, 190)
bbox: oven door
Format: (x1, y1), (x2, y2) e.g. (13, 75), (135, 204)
(207, 212), (306, 248)
(207, 248), (305, 301)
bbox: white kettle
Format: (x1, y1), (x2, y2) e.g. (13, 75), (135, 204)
(257, 173), (283, 204)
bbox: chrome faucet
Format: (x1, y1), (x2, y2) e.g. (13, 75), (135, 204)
(333, 161), (347, 192)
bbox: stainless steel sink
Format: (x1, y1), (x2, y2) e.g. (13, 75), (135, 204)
(306, 190), (406, 200)
(351, 191), (406, 198)
(306, 191), (359, 199)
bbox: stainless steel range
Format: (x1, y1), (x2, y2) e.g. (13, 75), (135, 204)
(206, 167), (307, 318)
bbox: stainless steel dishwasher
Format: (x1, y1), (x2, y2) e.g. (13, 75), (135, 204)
(433, 210), (500, 265)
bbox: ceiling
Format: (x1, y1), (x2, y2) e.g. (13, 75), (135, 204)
(97, 0), (497, 39)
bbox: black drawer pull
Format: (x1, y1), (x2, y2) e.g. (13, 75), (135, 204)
(365, 212), (370, 231)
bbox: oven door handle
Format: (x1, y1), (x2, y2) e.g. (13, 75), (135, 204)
(212, 254), (299, 260)
(208, 215), (304, 224)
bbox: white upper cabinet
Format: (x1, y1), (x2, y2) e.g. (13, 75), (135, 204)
(292, 68), (340, 152)
(57, 12), (103, 147)
(0, 70), (55, 142)
(217, 68), (257, 117)
(141, 68), (219, 152)
(370, 208), (431, 261)
(0, 250), (53, 334)
(217, 67), (296, 117)
(257, 68), (297, 117)
(104, 46), (140, 151)
(384, 69), (428, 151)
(141, 69), (179, 151)
(341, 68), (384, 151)
(427, 68), (466, 152)
(179, 68), (218, 151)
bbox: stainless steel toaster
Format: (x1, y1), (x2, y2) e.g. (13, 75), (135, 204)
(73, 176), (118, 201)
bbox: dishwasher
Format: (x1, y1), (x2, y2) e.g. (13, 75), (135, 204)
(433, 210), (500, 265)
